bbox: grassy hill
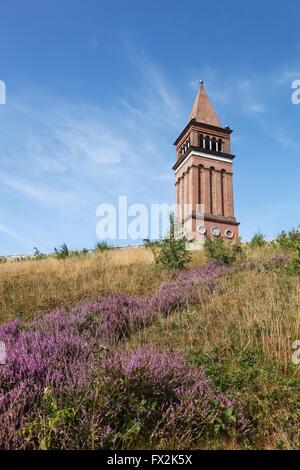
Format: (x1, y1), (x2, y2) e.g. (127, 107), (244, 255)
(0, 243), (299, 449)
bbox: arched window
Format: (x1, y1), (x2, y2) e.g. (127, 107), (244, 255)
(205, 135), (210, 150)
(198, 133), (204, 148)
(209, 167), (215, 214)
(218, 139), (222, 152)
(221, 169), (226, 215)
(211, 137), (217, 151)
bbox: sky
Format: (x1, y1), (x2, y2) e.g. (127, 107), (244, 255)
(0, 0), (300, 254)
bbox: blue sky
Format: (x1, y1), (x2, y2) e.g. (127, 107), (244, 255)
(0, 0), (300, 254)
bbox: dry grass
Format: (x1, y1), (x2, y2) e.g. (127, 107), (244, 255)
(0, 245), (209, 324)
(0, 247), (169, 323)
(127, 266), (300, 449)
(242, 244), (283, 261)
(0, 243), (299, 448)
(129, 268), (300, 369)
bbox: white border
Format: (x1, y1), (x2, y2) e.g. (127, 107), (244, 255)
(175, 150), (232, 174)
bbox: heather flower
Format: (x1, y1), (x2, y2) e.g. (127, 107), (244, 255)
(99, 348), (252, 446)
(267, 255), (290, 266)
(0, 259), (260, 449)
(98, 293), (153, 342)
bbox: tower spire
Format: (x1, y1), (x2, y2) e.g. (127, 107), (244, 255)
(189, 81), (221, 127)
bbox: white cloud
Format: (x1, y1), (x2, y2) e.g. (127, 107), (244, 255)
(56, 119), (124, 165)
(122, 41), (184, 128)
(247, 103), (267, 114)
(0, 171), (87, 209)
(271, 126), (300, 151)
(274, 69), (300, 85)
(0, 220), (26, 243)
(0, 43), (183, 223)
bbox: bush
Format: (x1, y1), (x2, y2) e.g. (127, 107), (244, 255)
(157, 236), (191, 270)
(54, 243), (69, 259)
(250, 232), (267, 247)
(204, 238), (236, 265)
(276, 227), (300, 275)
(0, 302), (251, 449)
(285, 249), (300, 275)
(144, 214), (191, 270)
(95, 241), (113, 252)
(99, 347), (252, 447)
(276, 226), (300, 252)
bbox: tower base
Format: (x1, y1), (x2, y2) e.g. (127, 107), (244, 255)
(183, 212), (239, 244)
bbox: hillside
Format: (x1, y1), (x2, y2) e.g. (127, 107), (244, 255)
(0, 244), (299, 449)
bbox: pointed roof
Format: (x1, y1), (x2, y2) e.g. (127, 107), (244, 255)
(189, 81), (221, 127)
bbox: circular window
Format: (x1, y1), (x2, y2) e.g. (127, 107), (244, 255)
(197, 224), (207, 235)
(211, 226), (220, 237)
(225, 228), (234, 239)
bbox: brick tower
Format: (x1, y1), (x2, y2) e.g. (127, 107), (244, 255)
(173, 81), (239, 242)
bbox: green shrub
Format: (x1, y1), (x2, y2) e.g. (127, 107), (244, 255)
(204, 238), (236, 265)
(21, 387), (76, 450)
(144, 213), (191, 270)
(285, 249), (300, 275)
(276, 226), (300, 252)
(276, 227), (300, 275)
(54, 243), (69, 259)
(95, 241), (113, 252)
(250, 232), (267, 247)
(157, 235), (191, 270)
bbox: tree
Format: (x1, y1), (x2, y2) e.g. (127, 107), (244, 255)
(144, 213), (191, 270)
(250, 232), (267, 247)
